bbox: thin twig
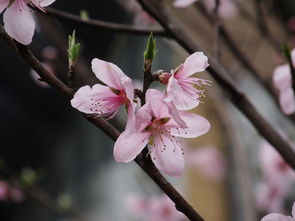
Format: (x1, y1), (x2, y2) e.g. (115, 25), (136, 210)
(45, 7), (167, 37)
(195, 3), (295, 122)
(135, 0), (295, 170)
(0, 25), (204, 221)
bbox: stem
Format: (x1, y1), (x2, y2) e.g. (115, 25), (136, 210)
(45, 7), (167, 37)
(135, 0), (295, 170)
(0, 25), (204, 221)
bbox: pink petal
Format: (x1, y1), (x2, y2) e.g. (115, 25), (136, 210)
(169, 112), (210, 138)
(113, 131), (149, 162)
(40, 0), (56, 7)
(0, 0), (8, 13)
(261, 213), (293, 221)
(165, 75), (182, 103)
(273, 64), (292, 91)
(279, 87), (295, 115)
(70, 84), (116, 114)
(91, 58), (128, 90)
(150, 136), (184, 176)
(121, 76), (134, 103)
(146, 89), (187, 128)
(176, 52), (209, 79)
(173, 0), (198, 8)
(4, 2), (35, 45)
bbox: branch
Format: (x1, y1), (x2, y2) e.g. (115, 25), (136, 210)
(135, 0), (295, 170)
(195, 3), (295, 122)
(0, 26), (204, 221)
(45, 7), (167, 37)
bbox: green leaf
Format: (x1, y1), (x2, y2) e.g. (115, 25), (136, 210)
(144, 33), (157, 63)
(68, 30), (81, 68)
(80, 10), (89, 20)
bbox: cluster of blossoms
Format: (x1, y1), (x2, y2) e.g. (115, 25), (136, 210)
(261, 201), (295, 221)
(71, 52), (211, 176)
(0, 181), (24, 203)
(256, 141), (295, 213)
(273, 49), (295, 115)
(126, 194), (186, 221)
(0, 0), (56, 45)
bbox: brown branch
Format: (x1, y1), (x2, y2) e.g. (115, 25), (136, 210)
(135, 0), (295, 170)
(0, 25), (204, 221)
(195, 3), (295, 122)
(45, 7), (167, 37)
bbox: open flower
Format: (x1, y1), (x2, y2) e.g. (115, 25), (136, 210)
(0, 0), (56, 45)
(273, 50), (295, 115)
(126, 194), (186, 221)
(261, 201), (295, 221)
(71, 58), (134, 119)
(114, 89), (210, 176)
(164, 52), (211, 110)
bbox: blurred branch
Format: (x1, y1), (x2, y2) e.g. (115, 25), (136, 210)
(195, 3), (295, 122)
(135, 0), (295, 170)
(0, 165), (86, 221)
(45, 7), (167, 37)
(236, 1), (281, 51)
(0, 25), (205, 221)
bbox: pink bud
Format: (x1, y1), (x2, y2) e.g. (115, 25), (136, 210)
(159, 72), (172, 85)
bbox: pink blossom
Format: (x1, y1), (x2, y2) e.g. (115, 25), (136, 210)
(71, 58), (134, 119)
(164, 52), (211, 110)
(272, 49), (295, 115)
(114, 89), (210, 176)
(259, 141), (295, 191)
(256, 141), (295, 213)
(0, 181), (10, 201)
(0, 0), (56, 45)
(261, 201), (295, 221)
(256, 182), (286, 213)
(185, 146), (226, 181)
(10, 188), (24, 203)
(126, 194), (186, 221)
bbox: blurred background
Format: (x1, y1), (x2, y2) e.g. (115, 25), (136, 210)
(0, 0), (295, 220)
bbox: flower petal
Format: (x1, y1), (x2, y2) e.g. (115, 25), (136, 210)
(173, 0), (198, 7)
(147, 89), (187, 128)
(176, 52), (209, 79)
(113, 131), (149, 162)
(0, 0), (8, 13)
(261, 213), (293, 221)
(165, 75), (181, 103)
(273, 64), (292, 91)
(279, 87), (295, 115)
(91, 58), (128, 90)
(150, 136), (184, 176)
(40, 0), (56, 7)
(4, 3), (35, 45)
(292, 201), (295, 218)
(71, 84), (116, 114)
(169, 112), (210, 138)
